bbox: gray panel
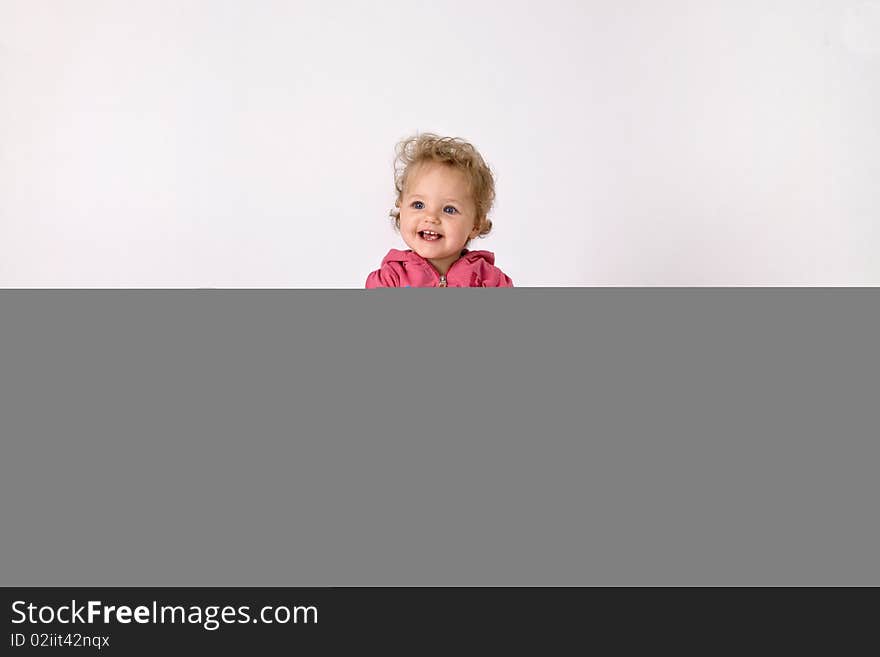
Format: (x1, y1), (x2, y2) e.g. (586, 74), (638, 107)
(0, 290), (877, 585)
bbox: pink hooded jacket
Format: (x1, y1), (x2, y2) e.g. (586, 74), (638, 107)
(366, 249), (514, 288)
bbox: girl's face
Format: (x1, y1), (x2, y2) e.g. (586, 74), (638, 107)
(399, 162), (480, 274)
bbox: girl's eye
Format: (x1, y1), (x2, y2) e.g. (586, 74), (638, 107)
(443, 206), (458, 215)
(411, 201), (424, 210)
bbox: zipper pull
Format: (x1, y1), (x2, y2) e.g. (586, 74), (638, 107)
(439, 275), (447, 287)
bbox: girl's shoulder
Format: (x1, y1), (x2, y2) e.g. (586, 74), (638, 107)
(453, 250), (514, 287)
(366, 250), (433, 288)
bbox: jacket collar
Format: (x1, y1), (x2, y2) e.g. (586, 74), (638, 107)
(380, 248), (496, 268)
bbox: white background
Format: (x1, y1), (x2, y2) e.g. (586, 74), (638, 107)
(1, 0), (878, 287)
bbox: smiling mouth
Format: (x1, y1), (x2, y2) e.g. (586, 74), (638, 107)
(419, 230), (443, 241)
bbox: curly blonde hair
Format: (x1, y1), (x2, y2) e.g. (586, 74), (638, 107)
(390, 133), (495, 239)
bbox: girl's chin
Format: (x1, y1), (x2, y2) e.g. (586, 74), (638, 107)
(412, 246), (453, 259)
(405, 236), (464, 261)
(407, 241), (444, 254)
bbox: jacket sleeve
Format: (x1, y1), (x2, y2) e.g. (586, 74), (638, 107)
(365, 265), (400, 288)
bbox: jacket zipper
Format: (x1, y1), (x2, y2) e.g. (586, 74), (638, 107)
(426, 250), (467, 287)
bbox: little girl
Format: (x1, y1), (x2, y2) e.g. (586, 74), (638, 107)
(366, 133), (514, 288)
